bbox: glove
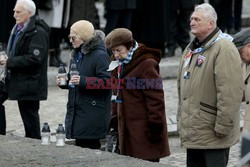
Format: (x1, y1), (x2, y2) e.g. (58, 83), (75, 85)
(146, 122), (163, 142)
(146, 129), (163, 142)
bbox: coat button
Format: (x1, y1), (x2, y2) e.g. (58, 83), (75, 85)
(247, 101), (249, 105)
(92, 101), (96, 106)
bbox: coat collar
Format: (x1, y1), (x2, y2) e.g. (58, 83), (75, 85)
(80, 30), (105, 55)
(120, 44), (161, 77)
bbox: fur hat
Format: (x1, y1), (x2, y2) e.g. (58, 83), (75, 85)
(70, 20), (94, 41)
(105, 28), (133, 49)
(233, 28), (250, 49)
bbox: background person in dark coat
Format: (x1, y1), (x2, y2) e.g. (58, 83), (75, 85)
(166, 0), (197, 57)
(0, 44), (8, 135)
(130, 0), (168, 56)
(38, 0), (100, 67)
(0, 0), (50, 139)
(226, 0), (243, 34)
(104, 0), (136, 34)
(57, 20), (111, 149)
(209, 0), (231, 32)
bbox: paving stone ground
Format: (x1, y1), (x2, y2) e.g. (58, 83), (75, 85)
(4, 79), (244, 166)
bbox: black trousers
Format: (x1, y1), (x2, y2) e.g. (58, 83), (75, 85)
(0, 91), (8, 135)
(167, 7), (194, 51)
(227, 0), (242, 31)
(18, 100), (41, 139)
(105, 9), (133, 34)
(187, 148), (230, 167)
(75, 139), (101, 149)
(210, 0), (231, 32)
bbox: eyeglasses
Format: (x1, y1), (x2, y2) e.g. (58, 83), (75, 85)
(68, 35), (80, 42)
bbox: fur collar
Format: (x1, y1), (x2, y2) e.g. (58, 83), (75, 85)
(81, 30), (105, 54)
(70, 30), (105, 57)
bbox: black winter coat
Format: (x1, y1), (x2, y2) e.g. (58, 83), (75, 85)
(131, 0), (167, 43)
(6, 15), (50, 100)
(171, 0), (198, 9)
(62, 30), (111, 140)
(105, 0), (136, 10)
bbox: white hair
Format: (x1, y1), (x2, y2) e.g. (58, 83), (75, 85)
(16, 0), (36, 16)
(195, 3), (217, 24)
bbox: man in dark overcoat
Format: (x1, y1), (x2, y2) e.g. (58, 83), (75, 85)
(0, 0), (50, 139)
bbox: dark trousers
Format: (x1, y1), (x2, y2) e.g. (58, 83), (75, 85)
(0, 91), (8, 135)
(75, 139), (101, 149)
(167, 7), (194, 51)
(18, 100), (41, 139)
(105, 9), (133, 34)
(210, 0), (231, 32)
(227, 0), (242, 32)
(187, 148), (230, 167)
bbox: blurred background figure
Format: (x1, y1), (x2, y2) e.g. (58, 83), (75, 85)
(38, 0), (67, 67)
(0, 0), (16, 134)
(131, 0), (168, 56)
(38, 0), (100, 67)
(104, 0), (136, 34)
(209, 0), (230, 32)
(226, 0), (243, 34)
(165, 0), (197, 57)
(0, 1), (19, 47)
(0, 43), (8, 135)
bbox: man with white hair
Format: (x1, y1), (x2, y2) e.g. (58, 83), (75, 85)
(0, 0), (50, 139)
(177, 3), (243, 166)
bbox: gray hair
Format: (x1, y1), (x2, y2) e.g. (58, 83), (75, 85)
(194, 3), (217, 24)
(16, 0), (36, 16)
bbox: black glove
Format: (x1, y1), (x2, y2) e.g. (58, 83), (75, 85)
(146, 122), (163, 142)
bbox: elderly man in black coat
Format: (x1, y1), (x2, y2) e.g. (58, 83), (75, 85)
(0, 0), (50, 139)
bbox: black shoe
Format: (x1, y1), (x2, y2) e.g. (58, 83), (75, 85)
(49, 55), (61, 67)
(49, 50), (61, 67)
(166, 47), (176, 57)
(55, 50), (67, 66)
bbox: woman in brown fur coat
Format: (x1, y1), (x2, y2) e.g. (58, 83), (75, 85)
(105, 28), (170, 162)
